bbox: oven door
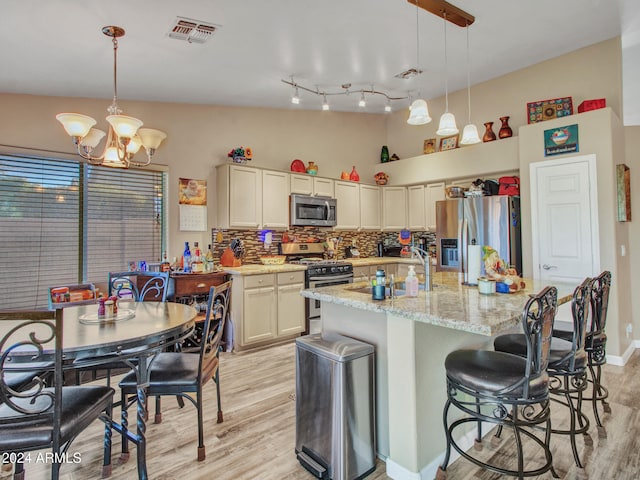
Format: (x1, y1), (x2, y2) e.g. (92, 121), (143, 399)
(306, 273), (353, 328)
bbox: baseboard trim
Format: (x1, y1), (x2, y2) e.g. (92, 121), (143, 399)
(385, 422), (492, 480)
(606, 340), (639, 366)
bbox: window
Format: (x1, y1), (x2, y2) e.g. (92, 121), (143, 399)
(0, 154), (166, 309)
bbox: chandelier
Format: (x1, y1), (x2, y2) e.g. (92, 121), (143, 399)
(56, 26), (166, 168)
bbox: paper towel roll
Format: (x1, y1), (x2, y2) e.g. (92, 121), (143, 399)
(467, 245), (482, 285)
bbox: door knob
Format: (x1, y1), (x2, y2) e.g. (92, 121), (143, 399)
(542, 264), (558, 270)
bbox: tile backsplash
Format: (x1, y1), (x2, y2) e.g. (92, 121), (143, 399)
(210, 227), (435, 264)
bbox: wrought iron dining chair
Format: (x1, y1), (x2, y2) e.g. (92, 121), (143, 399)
(117, 280), (231, 462)
(108, 271), (170, 302)
(553, 270), (612, 438)
(436, 286), (558, 480)
(74, 271), (171, 386)
(494, 278), (592, 470)
(0, 309), (115, 479)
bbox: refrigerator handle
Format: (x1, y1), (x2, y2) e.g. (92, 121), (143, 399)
(458, 218), (468, 284)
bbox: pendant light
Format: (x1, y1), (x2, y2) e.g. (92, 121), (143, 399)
(436, 13), (458, 136)
(460, 23), (481, 145)
(407, 0), (431, 125)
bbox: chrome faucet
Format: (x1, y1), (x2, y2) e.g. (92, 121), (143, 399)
(411, 246), (433, 292)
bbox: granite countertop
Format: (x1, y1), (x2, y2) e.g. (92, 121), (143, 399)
(300, 272), (575, 336)
(223, 257), (420, 276)
(221, 264), (307, 275)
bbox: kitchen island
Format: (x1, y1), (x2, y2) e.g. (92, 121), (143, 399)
(300, 272), (576, 480)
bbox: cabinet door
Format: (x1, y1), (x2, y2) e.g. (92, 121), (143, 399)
(425, 182), (445, 231)
(262, 170), (289, 229)
(359, 184), (381, 230)
(382, 187), (407, 231)
(334, 181), (360, 230)
(229, 166), (262, 228)
(407, 185), (427, 230)
(290, 174), (313, 195)
(243, 286), (277, 344)
(277, 282), (305, 336)
(313, 177), (335, 197)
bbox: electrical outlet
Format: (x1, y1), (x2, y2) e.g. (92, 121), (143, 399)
(621, 244), (626, 257)
(626, 323), (633, 338)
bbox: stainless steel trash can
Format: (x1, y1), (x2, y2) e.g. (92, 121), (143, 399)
(295, 332), (375, 480)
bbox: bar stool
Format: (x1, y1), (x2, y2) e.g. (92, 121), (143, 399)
(436, 286), (558, 480)
(554, 270), (611, 438)
(494, 278), (591, 470)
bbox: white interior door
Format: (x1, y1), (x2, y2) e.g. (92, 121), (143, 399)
(530, 155), (600, 323)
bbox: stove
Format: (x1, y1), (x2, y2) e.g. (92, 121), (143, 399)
(279, 242), (354, 333)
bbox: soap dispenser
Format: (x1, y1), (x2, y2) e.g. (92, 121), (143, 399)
(405, 265), (419, 297)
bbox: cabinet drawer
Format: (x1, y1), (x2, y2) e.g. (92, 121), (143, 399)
(172, 273), (227, 297)
(277, 271), (305, 286)
(244, 274), (275, 289)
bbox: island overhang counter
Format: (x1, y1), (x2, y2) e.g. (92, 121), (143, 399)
(300, 272), (576, 480)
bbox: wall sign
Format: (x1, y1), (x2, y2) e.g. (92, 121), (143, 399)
(543, 124), (579, 157)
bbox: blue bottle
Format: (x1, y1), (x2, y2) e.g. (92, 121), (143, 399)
(183, 241), (192, 273)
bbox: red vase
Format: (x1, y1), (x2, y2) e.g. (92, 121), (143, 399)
(498, 116), (513, 139)
(482, 122), (496, 142)
(349, 166), (360, 182)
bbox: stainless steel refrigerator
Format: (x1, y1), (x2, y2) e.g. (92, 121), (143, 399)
(435, 196), (522, 281)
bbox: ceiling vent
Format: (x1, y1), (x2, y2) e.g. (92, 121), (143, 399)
(168, 17), (218, 44)
(394, 68), (423, 80)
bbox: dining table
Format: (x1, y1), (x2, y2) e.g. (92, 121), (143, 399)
(1, 301), (198, 480)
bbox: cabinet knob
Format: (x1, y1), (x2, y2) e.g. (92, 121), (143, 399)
(196, 283), (206, 288)
(258, 279), (263, 283)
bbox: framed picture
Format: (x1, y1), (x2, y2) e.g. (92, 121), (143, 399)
(439, 135), (459, 152)
(527, 96), (573, 124)
(423, 138), (436, 154)
(617, 164), (631, 222)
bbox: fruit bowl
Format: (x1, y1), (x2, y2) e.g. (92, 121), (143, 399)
(260, 255), (286, 265)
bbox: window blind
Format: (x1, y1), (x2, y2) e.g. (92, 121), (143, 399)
(0, 154), (166, 310)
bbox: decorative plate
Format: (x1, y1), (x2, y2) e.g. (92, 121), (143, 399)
(290, 159), (306, 173)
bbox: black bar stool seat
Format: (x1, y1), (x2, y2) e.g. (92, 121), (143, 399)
(445, 350), (549, 400)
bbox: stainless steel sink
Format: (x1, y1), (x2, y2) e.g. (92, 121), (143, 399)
(347, 282), (431, 297)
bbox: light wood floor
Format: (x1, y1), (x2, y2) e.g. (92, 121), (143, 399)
(2, 343), (638, 480)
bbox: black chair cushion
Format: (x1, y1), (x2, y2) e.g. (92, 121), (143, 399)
(3, 362), (53, 390)
(119, 352), (215, 394)
(445, 350), (548, 400)
(554, 328), (607, 350)
(494, 334), (587, 371)
(0, 385), (114, 452)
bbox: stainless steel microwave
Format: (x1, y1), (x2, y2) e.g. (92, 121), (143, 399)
(290, 194), (337, 227)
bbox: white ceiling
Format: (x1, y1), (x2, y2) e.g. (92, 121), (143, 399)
(0, 0), (631, 114)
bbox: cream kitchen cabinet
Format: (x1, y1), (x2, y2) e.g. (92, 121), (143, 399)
(217, 164), (289, 230)
(217, 164), (262, 229)
(290, 174), (334, 197)
(425, 182), (445, 231)
(334, 180), (360, 230)
(262, 169), (289, 229)
(313, 177), (335, 197)
(276, 271), (306, 336)
(382, 186), (407, 231)
(231, 270), (305, 350)
(407, 185), (427, 230)
(359, 184), (381, 230)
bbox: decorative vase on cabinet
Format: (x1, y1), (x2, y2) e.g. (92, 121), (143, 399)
(498, 116), (513, 139)
(306, 161), (318, 175)
(349, 166), (360, 182)
(483, 122), (497, 142)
